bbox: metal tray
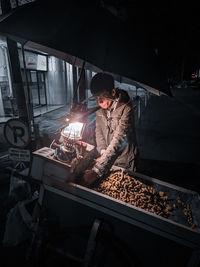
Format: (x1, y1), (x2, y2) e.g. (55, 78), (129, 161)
(41, 169), (200, 249)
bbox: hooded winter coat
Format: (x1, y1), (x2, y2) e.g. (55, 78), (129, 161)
(92, 89), (138, 177)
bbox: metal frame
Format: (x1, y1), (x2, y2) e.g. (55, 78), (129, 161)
(38, 181), (200, 250)
(31, 153), (200, 266)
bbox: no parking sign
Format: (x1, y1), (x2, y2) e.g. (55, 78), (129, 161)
(3, 118), (31, 148)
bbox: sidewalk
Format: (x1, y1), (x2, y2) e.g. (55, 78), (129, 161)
(0, 105), (65, 124)
(34, 105), (69, 138)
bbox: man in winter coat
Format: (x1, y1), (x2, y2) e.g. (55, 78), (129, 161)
(83, 72), (138, 186)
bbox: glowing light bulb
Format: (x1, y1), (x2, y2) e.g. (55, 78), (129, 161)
(63, 122), (84, 139)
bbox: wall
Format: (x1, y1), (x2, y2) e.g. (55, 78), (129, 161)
(46, 56), (67, 105)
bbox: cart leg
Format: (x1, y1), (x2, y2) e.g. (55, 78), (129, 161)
(82, 218), (101, 267)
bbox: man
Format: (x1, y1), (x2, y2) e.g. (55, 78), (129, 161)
(83, 72), (138, 186)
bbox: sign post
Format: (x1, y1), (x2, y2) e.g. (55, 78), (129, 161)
(4, 118), (31, 174)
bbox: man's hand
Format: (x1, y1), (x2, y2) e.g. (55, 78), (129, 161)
(95, 156), (101, 163)
(82, 169), (99, 186)
(95, 149), (106, 163)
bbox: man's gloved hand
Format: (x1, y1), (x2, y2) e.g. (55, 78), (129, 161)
(82, 169), (99, 186)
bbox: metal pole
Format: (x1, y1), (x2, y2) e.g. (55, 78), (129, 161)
(72, 60), (86, 104)
(77, 61), (86, 103)
(144, 91), (147, 107)
(21, 44), (35, 132)
(77, 61), (86, 90)
(6, 38), (29, 121)
(36, 71), (41, 105)
(64, 61), (68, 104)
(3, 46), (13, 98)
(43, 72), (47, 106)
(78, 63), (86, 103)
(138, 97), (140, 120)
(72, 65), (78, 103)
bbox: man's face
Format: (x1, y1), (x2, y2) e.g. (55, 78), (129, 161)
(94, 88), (116, 110)
(95, 96), (112, 109)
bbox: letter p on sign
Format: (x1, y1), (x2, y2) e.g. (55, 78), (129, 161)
(4, 119), (31, 148)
